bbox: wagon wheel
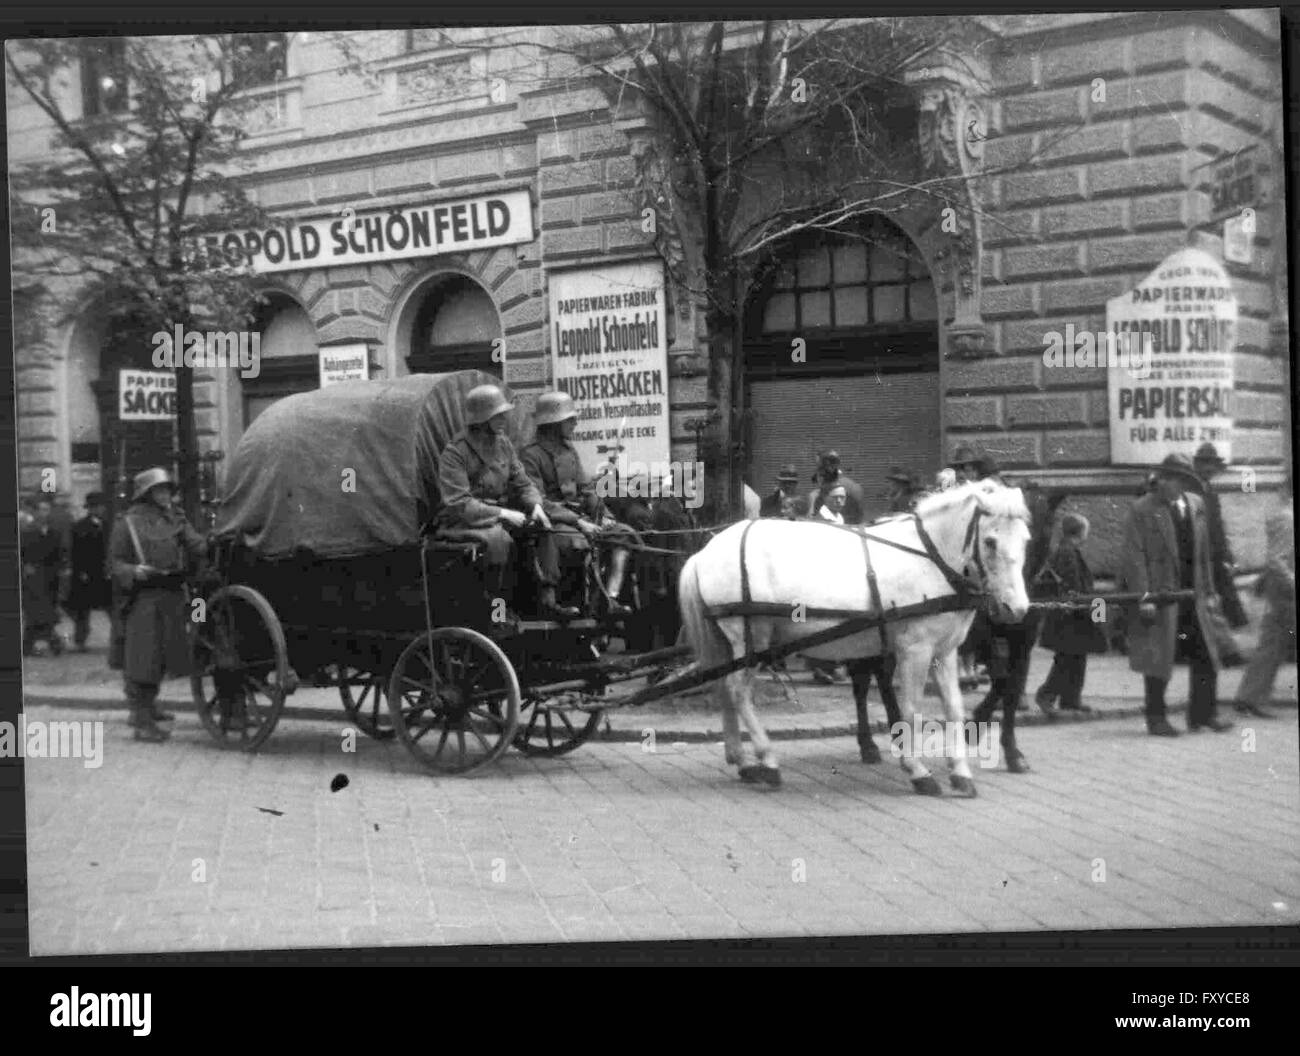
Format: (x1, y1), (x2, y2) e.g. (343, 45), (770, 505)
(513, 694), (604, 757)
(190, 585), (288, 751)
(387, 628), (520, 776)
(337, 665), (396, 740)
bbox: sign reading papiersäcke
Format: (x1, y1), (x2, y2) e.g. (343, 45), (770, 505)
(1208, 146), (1271, 226)
(319, 344), (369, 387)
(119, 370), (177, 421)
(202, 190), (533, 274)
(548, 260), (671, 478)
(1107, 248), (1236, 465)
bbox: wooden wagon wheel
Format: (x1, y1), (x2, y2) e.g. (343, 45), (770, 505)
(190, 585), (289, 751)
(387, 627), (520, 776)
(513, 694), (604, 757)
(337, 664), (396, 741)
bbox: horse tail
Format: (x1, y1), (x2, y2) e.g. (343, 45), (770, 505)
(678, 551), (729, 671)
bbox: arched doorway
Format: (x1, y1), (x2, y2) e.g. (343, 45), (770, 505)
(401, 273), (502, 375)
(66, 304), (175, 512)
(238, 292), (319, 430)
(743, 214), (941, 522)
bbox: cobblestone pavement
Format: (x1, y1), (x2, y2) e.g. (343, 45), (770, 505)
(24, 702), (1299, 954)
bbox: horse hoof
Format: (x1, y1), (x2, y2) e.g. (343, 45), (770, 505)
(860, 744), (882, 765)
(739, 765), (782, 787)
(1006, 752), (1031, 774)
(911, 775), (942, 797)
(949, 774), (978, 798)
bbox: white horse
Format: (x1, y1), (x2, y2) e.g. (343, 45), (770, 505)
(678, 479), (1032, 796)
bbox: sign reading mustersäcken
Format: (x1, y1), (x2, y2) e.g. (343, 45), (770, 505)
(548, 260), (671, 477)
(1107, 247), (1237, 465)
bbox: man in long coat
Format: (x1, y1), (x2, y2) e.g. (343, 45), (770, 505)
(1234, 481), (1295, 718)
(435, 384), (572, 618)
(1119, 453), (1232, 736)
(109, 468), (207, 742)
(67, 491), (110, 651)
(21, 496), (68, 656)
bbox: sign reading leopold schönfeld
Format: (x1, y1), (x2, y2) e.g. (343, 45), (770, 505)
(1107, 247), (1237, 465)
(548, 260), (671, 477)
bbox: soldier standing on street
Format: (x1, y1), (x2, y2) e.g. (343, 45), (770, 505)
(435, 384), (574, 620)
(521, 390), (635, 618)
(67, 491), (110, 652)
(108, 468), (207, 742)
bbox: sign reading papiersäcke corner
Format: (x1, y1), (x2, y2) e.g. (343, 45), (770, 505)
(119, 370), (177, 421)
(203, 190), (533, 274)
(1107, 247), (1236, 465)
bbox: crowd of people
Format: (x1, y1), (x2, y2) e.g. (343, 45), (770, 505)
(748, 440), (1296, 745)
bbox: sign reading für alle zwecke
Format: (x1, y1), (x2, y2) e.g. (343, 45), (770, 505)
(548, 260), (671, 478)
(1107, 248), (1237, 465)
(119, 370), (177, 420)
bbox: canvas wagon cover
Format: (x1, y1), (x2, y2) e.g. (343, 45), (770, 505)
(214, 370), (531, 560)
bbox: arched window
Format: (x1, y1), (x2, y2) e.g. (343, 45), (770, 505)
(405, 274), (502, 375)
(240, 293), (318, 428)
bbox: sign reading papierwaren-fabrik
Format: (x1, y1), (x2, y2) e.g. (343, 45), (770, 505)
(1107, 247), (1237, 465)
(548, 259), (671, 476)
(202, 190), (534, 273)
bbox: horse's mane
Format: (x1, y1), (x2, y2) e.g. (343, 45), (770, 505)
(913, 479), (1030, 522)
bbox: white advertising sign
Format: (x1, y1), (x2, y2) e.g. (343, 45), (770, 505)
(1223, 213), (1255, 265)
(201, 189), (533, 274)
(119, 370), (177, 421)
(319, 343), (370, 387)
(1106, 247), (1236, 465)
(548, 260), (671, 477)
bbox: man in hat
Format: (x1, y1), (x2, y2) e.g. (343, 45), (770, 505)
(808, 450), (865, 526)
(948, 444), (988, 484)
(66, 491), (111, 652)
(108, 468), (207, 742)
(1234, 477), (1294, 719)
(1119, 453), (1232, 736)
(436, 383), (575, 620)
(885, 467), (921, 514)
(1192, 442), (1248, 631)
(521, 390), (635, 617)
(21, 495), (69, 657)
(760, 465), (801, 518)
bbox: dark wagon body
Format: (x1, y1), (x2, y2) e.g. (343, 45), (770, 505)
(190, 370), (687, 773)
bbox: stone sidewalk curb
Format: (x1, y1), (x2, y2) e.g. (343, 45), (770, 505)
(21, 682), (1278, 745)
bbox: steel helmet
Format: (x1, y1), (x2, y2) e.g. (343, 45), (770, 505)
(132, 467), (174, 502)
(534, 390), (578, 427)
(465, 384), (514, 425)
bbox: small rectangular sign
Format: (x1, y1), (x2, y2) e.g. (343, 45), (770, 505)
(1208, 146), (1270, 226)
(119, 370), (177, 421)
(319, 344), (370, 387)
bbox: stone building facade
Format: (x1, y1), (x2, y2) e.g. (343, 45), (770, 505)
(8, 12), (1290, 575)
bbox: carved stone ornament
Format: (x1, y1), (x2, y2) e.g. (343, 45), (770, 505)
(395, 56), (476, 108)
(913, 80), (990, 359)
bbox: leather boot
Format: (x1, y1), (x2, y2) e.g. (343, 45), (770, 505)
(538, 586), (579, 620)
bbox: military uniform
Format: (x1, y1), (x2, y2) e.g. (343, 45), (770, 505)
(435, 424), (560, 588)
(108, 496), (207, 717)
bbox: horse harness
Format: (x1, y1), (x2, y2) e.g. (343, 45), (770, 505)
(731, 507), (991, 659)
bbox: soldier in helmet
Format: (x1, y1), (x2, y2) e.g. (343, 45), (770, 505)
(108, 467), (207, 742)
(521, 390), (635, 617)
(435, 384), (576, 620)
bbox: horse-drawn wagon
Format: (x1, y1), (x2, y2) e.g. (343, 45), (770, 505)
(191, 370), (689, 774)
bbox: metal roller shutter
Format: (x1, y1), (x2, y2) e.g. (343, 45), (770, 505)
(748, 372), (941, 522)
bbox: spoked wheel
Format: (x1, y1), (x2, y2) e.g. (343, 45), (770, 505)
(387, 628), (520, 776)
(191, 585), (288, 751)
(513, 695), (604, 757)
(337, 665), (396, 740)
